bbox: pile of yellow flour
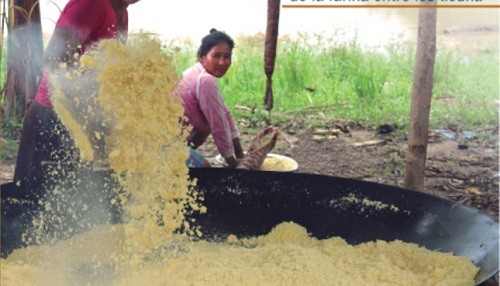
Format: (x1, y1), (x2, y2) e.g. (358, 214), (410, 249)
(0, 34), (479, 286)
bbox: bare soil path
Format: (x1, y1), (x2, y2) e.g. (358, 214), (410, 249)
(198, 120), (499, 222)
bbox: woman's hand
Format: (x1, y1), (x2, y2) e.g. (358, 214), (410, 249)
(232, 137), (245, 159)
(225, 156), (239, 168)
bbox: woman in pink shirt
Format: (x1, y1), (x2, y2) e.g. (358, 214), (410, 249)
(179, 29), (244, 168)
(14, 0), (141, 188)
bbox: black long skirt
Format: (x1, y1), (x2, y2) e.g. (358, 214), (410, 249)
(13, 102), (79, 189)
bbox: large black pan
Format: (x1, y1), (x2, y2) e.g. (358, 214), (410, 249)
(2, 168), (498, 284)
(189, 168), (499, 285)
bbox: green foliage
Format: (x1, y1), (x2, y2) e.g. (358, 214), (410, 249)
(0, 45), (5, 92)
(430, 50), (499, 127)
(1, 31), (497, 163)
(164, 33), (498, 130)
(0, 116), (22, 162)
(1, 113), (22, 136)
(3, 32), (495, 142)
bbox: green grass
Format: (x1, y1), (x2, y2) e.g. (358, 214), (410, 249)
(1, 32), (498, 157)
(166, 33), (499, 130)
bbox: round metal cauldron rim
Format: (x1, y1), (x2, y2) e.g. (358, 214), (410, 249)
(187, 168), (499, 285)
(1, 168), (498, 284)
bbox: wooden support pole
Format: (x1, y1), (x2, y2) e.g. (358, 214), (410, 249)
(263, 0), (280, 112)
(404, 4), (437, 192)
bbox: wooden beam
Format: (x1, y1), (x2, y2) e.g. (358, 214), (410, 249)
(263, 0), (280, 112)
(404, 3), (437, 192)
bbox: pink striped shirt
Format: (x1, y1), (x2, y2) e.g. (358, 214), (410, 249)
(35, 0), (128, 108)
(179, 63), (238, 158)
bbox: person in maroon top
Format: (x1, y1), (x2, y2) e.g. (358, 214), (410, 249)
(14, 0), (141, 188)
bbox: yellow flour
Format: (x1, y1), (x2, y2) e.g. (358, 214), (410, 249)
(78, 34), (202, 249)
(30, 34), (200, 255)
(260, 156), (297, 171)
(330, 192), (402, 213)
(52, 90), (95, 161)
(0, 34), (480, 286)
(1, 222), (478, 286)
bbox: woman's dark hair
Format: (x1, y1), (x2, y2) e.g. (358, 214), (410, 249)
(197, 28), (235, 57)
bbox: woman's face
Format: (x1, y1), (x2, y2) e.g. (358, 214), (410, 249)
(199, 42), (232, 78)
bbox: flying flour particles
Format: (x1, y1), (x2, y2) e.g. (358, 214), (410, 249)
(51, 34), (203, 252)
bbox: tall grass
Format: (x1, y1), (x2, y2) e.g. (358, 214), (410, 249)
(1, 32), (497, 131)
(1, 32), (497, 161)
(166, 33), (499, 130)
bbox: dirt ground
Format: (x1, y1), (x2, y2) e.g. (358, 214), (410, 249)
(196, 118), (499, 222)
(2, 119), (498, 221)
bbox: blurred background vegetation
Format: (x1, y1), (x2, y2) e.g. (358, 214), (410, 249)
(167, 32), (499, 129)
(1, 31), (499, 163)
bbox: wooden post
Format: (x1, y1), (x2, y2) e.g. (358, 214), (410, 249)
(263, 0), (280, 112)
(2, 0), (43, 118)
(404, 4), (437, 192)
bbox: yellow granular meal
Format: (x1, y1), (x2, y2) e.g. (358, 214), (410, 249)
(52, 90), (95, 161)
(78, 35), (202, 251)
(330, 192), (402, 213)
(0, 222), (479, 285)
(261, 156), (297, 171)
(46, 34), (201, 255)
(0, 33), (480, 286)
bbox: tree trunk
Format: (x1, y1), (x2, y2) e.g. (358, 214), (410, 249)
(404, 4), (437, 192)
(2, 0), (43, 119)
(263, 0), (280, 112)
